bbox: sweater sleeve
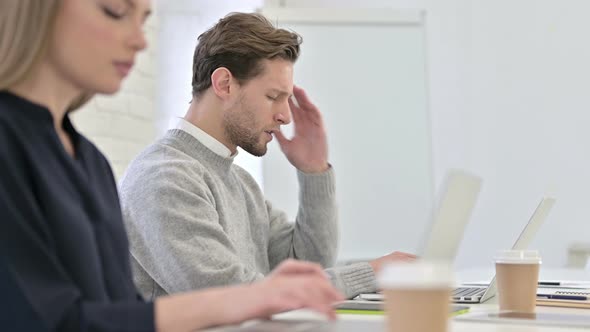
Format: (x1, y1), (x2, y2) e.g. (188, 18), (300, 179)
(0, 137), (155, 332)
(267, 167), (339, 269)
(120, 162), (266, 295)
(266, 167), (377, 299)
(325, 263), (378, 299)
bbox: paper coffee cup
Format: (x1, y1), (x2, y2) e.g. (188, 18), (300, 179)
(494, 250), (541, 313)
(378, 262), (454, 332)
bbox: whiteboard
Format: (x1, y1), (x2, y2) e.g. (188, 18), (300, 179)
(260, 8), (434, 261)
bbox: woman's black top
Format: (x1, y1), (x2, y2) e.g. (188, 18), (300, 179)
(0, 91), (154, 331)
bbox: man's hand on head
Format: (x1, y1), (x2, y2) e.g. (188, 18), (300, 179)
(274, 86), (330, 174)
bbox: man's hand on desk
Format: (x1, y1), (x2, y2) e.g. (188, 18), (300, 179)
(369, 251), (418, 274)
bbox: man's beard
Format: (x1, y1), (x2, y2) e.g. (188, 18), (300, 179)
(223, 102), (268, 157)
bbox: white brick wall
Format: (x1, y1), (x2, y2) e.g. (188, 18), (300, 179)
(72, 15), (159, 180)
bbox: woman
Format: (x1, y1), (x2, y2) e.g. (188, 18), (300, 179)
(0, 0), (343, 331)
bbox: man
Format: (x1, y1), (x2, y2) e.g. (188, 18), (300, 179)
(120, 12), (415, 300)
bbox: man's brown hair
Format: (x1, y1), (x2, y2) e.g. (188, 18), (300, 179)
(192, 12), (302, 98)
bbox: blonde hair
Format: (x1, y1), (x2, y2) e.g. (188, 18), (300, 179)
(0, 0), (91, 111)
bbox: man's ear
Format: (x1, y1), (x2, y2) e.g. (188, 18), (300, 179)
(211, 67), (234, 100)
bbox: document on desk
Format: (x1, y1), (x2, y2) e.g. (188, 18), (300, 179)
(536, 287), (590, 309)
(536, 298), (590, 309)
(537, 287), (590, 296)
(538, 281), (590, 289)
(456, 311), (590, 328)
(334, 300), (470, 316)
(461, 281), (590, 289)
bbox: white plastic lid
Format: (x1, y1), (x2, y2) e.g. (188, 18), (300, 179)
(377, 261), (455, 289)
(494, 250), (542, 264)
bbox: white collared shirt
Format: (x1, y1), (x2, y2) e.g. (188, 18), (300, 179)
(175, 118), (237, 158)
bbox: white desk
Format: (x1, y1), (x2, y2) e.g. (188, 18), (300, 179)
(203, 303), (589, 331)
(204, 268), (590, 331)
(267, 303), (590, 331)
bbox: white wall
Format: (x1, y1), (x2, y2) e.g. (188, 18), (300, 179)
(277, 0), (590, 269)
(74, 0), (590, 269)
(261, 11), (434, 261)
(71, 15), (159, 179)
(458, 1), (590, 269)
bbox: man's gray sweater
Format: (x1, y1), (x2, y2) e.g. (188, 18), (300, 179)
(119, 129), (376, 299)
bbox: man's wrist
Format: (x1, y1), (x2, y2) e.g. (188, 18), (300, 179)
(297, 163), (330, 174)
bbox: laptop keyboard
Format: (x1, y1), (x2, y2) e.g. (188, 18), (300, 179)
(452, 287), (486, 302)
(360, 287), (488, 302)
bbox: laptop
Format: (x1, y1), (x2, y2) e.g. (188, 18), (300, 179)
(451, 197), (555, 303)
(419, 169), (483, 262)
(359, 196), (556, 303)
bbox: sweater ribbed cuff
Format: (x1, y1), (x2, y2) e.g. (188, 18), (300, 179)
(297, 165), (336, 206)
(326, 262), (377, 299)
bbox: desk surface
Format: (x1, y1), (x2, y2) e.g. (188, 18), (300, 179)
(280, 304), (588, 331)
(203, 303), (590, 331)
(204, 268), (590, 331)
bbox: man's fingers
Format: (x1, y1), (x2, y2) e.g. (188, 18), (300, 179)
(288, 97), (305, 122)
(273, 130), (290, 150)
(297, 278), (340, 320)
(265, 274), (343, 321)
(288, 95), (300, 112)
(293, 86), (319, 113)
(398, 253), (417, 260)
(388, 251), (418, 259)
(308, 302), (337, 320)
(288, 89), (324, 133)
